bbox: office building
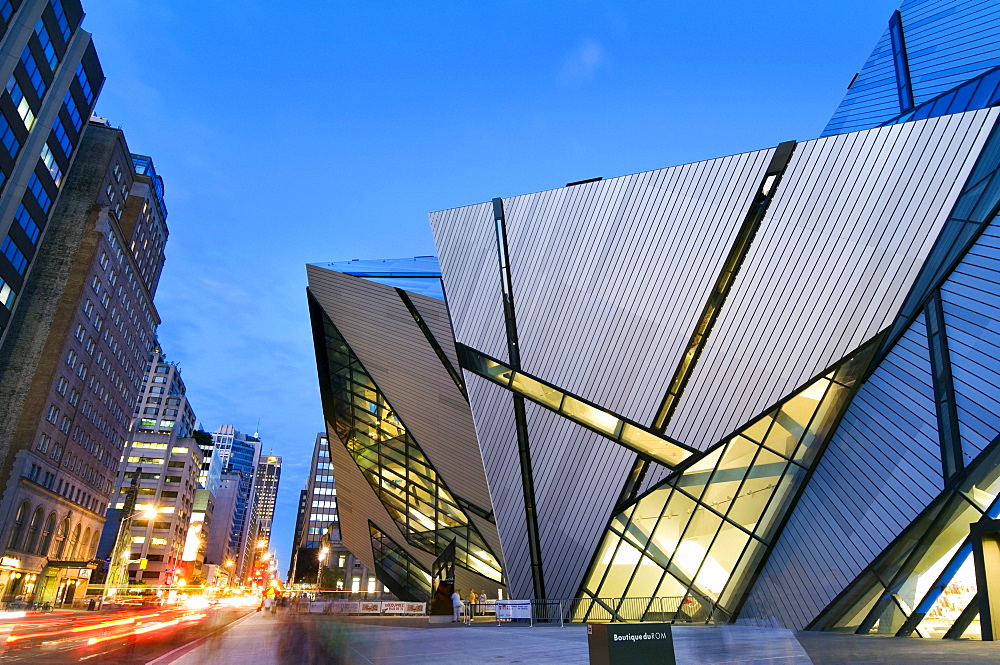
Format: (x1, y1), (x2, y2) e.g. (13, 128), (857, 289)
(0, 119), (165, 604)
(288, 432), (377, 593)
(102, 345), (201, 588)
(204, 471), (239, 583)
(211, 424), (261, 584)
(247, 453), (280, 585)
(0, 0), (102, 341)
(307, 259), (506, 601)
(309, 0), (1000, 640)
(107, 434), (201, 587)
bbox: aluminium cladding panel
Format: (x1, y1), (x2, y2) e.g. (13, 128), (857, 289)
(464, 372), (534, 600)
(902, 0), (1000, 104)
(407, 290), (462, 374)
(738, 314), (941, 629)
(824, 0), (1000, 137)
(499, 148), (775, 424)
(523, 400), (637, 600)
(429, 202), (509, 363)
(667, 109), (1000, 452)
(823, 26), (898, 136)
(306, 265), (498, 528)
(939, 214), (1000, 464)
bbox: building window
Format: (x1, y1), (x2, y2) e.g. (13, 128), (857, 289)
(7, 502), (28, 549)
(13, 205), (39, 244)
(51, 117), (72, 157)
(19, 46), (45, 97)
(46, 404), (59, 423)
(52, 0), (71, 40)
(0, 114), (19, 157)
(62, 90), (81, 131)
(37, 432), (50, 453)
(6, 78), (34, 130)
(1, 236), (28, 274)
(34, 19), (57, 70)
(40, 144), (62, 186)
(75, 64), (93, 104)
(0, 276), (14, 309)
(27, 173), (51, 212)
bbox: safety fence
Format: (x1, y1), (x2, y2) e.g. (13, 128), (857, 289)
(465, 596), (718, 625)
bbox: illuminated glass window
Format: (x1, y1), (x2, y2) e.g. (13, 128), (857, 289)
(370, 521), (432, 602)
(577, 345), (872, 623)
(317, 309), (503, 583)
(459, 344), (695, 468)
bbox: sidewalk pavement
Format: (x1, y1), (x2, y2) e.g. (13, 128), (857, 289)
(154, 610), (1000, 665)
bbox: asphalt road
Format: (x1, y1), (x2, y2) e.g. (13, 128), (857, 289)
(0, 605), (250, 664)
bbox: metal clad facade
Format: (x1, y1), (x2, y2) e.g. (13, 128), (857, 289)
(738, 314), (941, 629)
(430, 203), (509, 363)
(939, 216), (1000, 464)
(824, 0), (1000, 136)
(501, 150), (774, 424)
(668, 110), (998, 450)
(464, 373), (533, 599)
(524, 401), (637, 600)
(306, 266), (499, 530)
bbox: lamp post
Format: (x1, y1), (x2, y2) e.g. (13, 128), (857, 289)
(316, 546), (329, 592)
(103, 469), (159, 602)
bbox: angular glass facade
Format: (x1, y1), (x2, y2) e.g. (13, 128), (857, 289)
(814, 439), (1000, 639)
(370, 521), (433, 602)
(316, 307), (503, 583)
(577, 345), (874, 623)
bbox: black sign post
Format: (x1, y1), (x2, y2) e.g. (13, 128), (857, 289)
(587, 623), (676, 665)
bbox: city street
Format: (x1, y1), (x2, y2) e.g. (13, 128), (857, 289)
(0, 606), (250, 665)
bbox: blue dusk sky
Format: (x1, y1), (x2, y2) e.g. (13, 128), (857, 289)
(81, 0), (899, 572)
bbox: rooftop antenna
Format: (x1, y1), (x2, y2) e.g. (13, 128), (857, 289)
(254, 417), (261, 439)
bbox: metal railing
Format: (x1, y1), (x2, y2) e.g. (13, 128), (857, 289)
(469, 596), (719, 625)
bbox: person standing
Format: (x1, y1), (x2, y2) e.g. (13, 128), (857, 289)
(451, 589), (462, 622)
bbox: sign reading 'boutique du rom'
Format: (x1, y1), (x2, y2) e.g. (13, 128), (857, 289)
(587, 623), (676, 665)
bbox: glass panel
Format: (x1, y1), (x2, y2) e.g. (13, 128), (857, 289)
(755, 462), (805, 541)
(595, 538), (646, 599)
(561, 395), (623, 437)
(795, 382), (852, 466)
(510, 372), (563, 409)
(728, 448), (788, 532)
(700, 437), (758, 516)
(623, 554), (667, 599)
(693, 522), (750, 601)
(646, 490), (697, 567)
(741, 411), (775, 444)
(582, 537), (621, 595)
(668, 507), (723, 587)
(827, 571), (885, 632)
(891, 497), (982, 621)
(916, 554), (977, 639)
(674, 447), (725, 501)
(622, 488), (669, 553)
(764, 379), (827, 457)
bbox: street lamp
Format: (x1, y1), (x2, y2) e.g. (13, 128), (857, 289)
(316, 547), (329, 591)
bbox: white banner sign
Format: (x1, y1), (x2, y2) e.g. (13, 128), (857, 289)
(358, 601), (381, 614)
(496, 600), (531, 620)
(381, 601), (408, 614)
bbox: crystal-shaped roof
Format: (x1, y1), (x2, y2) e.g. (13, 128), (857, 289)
(312, 256), (444, 299)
